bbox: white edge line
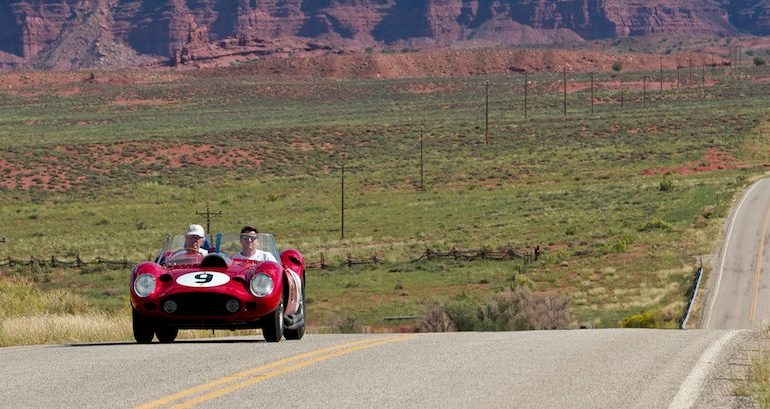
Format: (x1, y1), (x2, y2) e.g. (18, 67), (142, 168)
(705, 180), (763, 328)
(667, 331), (741, 409)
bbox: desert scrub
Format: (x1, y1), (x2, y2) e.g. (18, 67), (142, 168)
(420, 286), (571, 332)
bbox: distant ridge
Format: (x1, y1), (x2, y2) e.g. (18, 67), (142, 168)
(0, 0), (769, 70)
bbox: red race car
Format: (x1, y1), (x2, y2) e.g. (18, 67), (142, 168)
(130, 232), (305, 343)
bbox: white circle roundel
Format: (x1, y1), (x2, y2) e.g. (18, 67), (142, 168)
(176, 271), (230, 288)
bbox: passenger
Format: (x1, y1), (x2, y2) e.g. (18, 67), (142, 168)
(183, 224), (209, 256)
(232, 225), (278, 263)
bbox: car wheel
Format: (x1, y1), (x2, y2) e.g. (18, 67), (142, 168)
(284, 285), (305, 340)
(262, 295), (284, 342)
(156, 327), (178, 343)
(132, 309), (155, 344)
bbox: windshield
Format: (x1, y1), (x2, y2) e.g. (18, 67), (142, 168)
(156, 233), (280, 265)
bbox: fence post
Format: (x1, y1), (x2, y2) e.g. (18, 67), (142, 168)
(51, 256), (56, 268)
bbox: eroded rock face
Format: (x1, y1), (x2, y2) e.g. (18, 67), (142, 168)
(0, 0), (768, 69)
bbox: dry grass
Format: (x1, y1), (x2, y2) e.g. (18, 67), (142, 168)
(0, 313), (132, 347)
(0, 313), (264, 347)
(736, 351), (770, 408)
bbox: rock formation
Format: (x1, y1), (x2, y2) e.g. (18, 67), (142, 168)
(0, 0), (768, 69)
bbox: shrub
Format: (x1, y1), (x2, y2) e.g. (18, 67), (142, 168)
(418, 302), (454, 332)
(331, 313), (360, 333)
(420, 287), (571, 332)
(517, 288), (572, 330)
(659, 177), (673, 191)
(754, 57), (766, 66)
(639, 217), (672, 232)
(612, 61), (623, 72)
(610, 235), (632, 253)
(444, 299), (481, 331)
(620, 310), (660, 328)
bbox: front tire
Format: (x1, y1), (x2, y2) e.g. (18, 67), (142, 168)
(262, 295), (284, 342)
(156, 327), (178, 343)
(132, 309), (155, 344)
(284, 285), (305, 340)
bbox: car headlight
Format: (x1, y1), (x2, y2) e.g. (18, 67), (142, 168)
(250, 274), (273, 297)
(134, 273), (156, 298)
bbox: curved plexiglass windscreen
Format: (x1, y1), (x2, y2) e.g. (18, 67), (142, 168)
(216, 233), (280, 263)
(156, 233), (279, 265)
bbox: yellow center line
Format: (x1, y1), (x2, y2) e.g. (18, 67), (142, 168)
(749, 201), (770, 322)
(135, 335), (415, 409)
(171, 336), (416, 409)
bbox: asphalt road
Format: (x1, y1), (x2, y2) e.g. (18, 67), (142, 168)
(0, 330), (746, 409)
(703, 177), (770, 329)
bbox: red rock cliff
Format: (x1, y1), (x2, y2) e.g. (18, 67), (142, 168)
(0, 0), (768, 69)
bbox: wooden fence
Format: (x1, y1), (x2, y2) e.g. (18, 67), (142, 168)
(0, 245), (538, 272)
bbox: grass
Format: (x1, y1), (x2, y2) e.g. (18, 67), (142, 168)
(735, 327), (770, 407)
(736, 352), (770, 408)
(2, 62), (770, 344)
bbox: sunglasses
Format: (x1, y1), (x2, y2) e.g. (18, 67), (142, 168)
(240, 235), (259, 241)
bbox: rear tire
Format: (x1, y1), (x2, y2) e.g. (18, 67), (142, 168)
(156, 327), (178, 343)
(262, 295), (284, 342)
(132, 309), (155, 344)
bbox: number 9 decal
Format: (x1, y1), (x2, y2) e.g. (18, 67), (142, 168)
(177, 271), (230, 287)
(195, 273), (214, 284)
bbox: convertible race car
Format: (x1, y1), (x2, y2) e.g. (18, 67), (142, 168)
(129, 232), (305, 343)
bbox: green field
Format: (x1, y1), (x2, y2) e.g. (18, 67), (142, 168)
(1, 62), (769, 341)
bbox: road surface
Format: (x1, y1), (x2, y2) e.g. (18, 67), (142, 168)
(703, 177), (770, 329)
(0, 330), (745, 409)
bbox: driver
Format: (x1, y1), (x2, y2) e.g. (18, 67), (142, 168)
(232, 226), (278, 262)
(183, 224), (209, 256)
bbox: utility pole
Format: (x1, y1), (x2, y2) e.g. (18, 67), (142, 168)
(590, 72), (594, 114)
(524, 72), (528, 119)
(677, 65), (680, 89)
(419, 129), (425, 191)
(484, 80), (489, 144)
(336, 160), (358, 240)
(195, 203), (221, 235)
(341, 162), (345, 240)
(563, 67), (567, 116)
(660, 58), (663, 92)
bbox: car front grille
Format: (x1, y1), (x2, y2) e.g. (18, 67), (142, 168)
(163, 293), (239, 316)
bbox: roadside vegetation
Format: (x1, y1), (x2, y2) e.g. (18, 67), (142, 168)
(735, 327), (770, 407)
(1, 61), (770, 345)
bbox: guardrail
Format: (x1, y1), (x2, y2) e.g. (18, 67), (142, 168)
(679, 265), (704, 329)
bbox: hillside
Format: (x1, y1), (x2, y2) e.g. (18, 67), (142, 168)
(1, 0), (770, 70)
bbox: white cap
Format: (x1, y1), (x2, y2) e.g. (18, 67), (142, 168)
(186, 224), (205, 237)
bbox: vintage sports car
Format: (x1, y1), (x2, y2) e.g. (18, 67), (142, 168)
(130, 232), (305, 343)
